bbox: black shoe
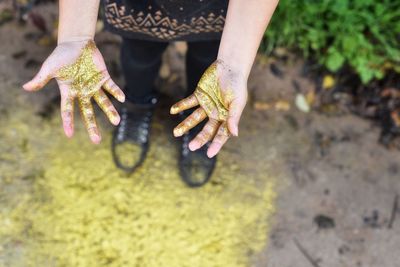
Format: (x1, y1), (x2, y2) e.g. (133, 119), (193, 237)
(178, 112), (217, 187)
(112, 98), (157, 173)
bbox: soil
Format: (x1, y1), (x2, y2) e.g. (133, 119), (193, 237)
(0, 3), (399, 267)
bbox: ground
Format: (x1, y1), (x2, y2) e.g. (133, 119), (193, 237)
(0, 4), (399, 267)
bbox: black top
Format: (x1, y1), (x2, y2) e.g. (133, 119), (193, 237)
(102, 0), (228, 42)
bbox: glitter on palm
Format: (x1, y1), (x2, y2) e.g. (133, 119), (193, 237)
(194, 61), (229, 121)
(57, 41), (103, 96)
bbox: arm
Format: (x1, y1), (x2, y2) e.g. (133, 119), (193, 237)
(171, 0), (279, 157)
(214, 0), (279, 140)
(58, 0), (100, 43)
(218, 0), (279, 80)
(23, 0), (125, 144)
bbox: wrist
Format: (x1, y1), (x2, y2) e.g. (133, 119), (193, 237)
(217, 54), (252, 80)
(215, 58), (249, 85)
(57, 35), (94, 45)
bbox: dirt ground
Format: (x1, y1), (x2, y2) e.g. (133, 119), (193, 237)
(1, 4), (400, 267)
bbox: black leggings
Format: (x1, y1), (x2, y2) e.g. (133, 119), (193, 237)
(120, 38), (220, 104)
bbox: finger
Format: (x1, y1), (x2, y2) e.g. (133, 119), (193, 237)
(103, 78), (125, 103)
(170, 94), (199, 114)
(227, 98), (246, 136)
(79, 97), (101, 144)
(207, 123), (231, 158)
(188, 119), (219, 151)
(23, 64), (52, 91)
(93, 90), (120, 125)
(173, 108), (207, 137)
(61, 95), (74, 138)
(57, 81), (74, 137)
(60, 94), (74, 140)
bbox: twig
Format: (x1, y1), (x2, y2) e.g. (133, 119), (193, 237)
(388, 194), (399, 229)
(293, 238), (321, 267)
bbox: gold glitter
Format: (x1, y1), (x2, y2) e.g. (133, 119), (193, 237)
(220, 123), (231, 137)
(114, 142), (143, 167)
(194, 61), (229, 121)
(57, 41), (103, 97)
(173, 108), (207, 137)
(0, 109), (277, 267)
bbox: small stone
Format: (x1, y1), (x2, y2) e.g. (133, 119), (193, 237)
(338, 244), (350, 255)
(314, 214), (335, 229)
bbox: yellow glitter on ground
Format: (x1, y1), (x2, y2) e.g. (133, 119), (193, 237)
(0, 109), (276, 267)
(113, 142), (143, 168)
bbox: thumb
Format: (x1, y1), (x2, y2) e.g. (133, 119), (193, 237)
(23, 63), (52, 91)
(227, 98), (246, 137)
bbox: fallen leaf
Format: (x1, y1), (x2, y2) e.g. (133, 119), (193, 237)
(322, 75), (335, 90)
(274, 100), (290, 111)
(391, 110), (400, 127)
(381, 88), (400, 98)
(306, 90), (315, 105)
(295, 94), (310, 113)
(37, 35), (53, 46)
(253, 101), (271, 111)
(29, 12), (47, 33)
(274, 47), (288, 58)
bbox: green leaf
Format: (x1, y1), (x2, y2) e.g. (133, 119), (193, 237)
(326, 49), (345, 72)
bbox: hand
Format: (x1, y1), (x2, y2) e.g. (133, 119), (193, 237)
(23, 40), (125, 144)
(170, 60), (248, 158)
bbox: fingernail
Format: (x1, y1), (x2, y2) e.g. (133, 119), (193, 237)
(65, 129), (73, 138)
(170, 106), (178, 114)
(232, 126), (239, 136)
(112, 115), (121, 125)
(118, 94), (125, 103)
(173, 128), (183, 137)
(189, 142), (199, 151)
(207, 150), (216, 158)
(91, 134), (101, 144)
(63, 122), (73, 137)
(22, 82), (32, 91)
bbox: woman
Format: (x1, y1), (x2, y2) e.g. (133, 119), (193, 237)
(23, 0), (279, 186)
